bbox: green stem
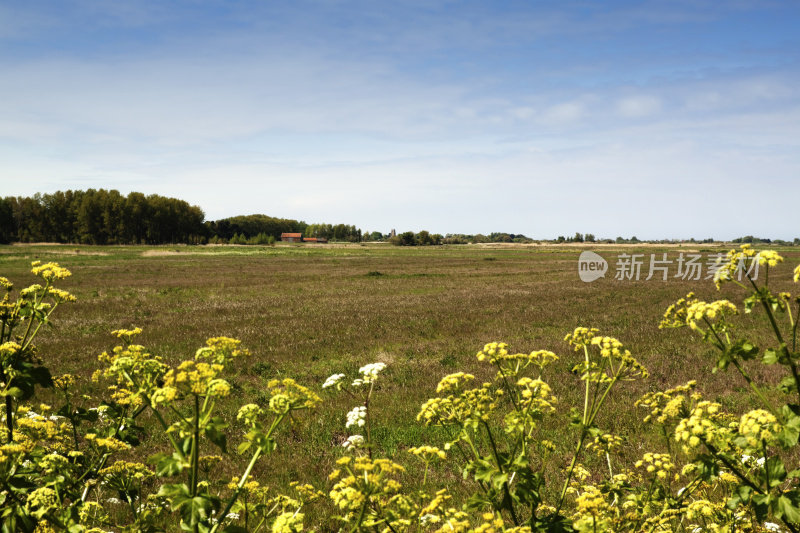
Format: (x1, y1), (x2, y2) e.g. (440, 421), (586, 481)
(555, 431), (588, 516)
(350, 498), (370, 533)
(482, 421), (519, 526)
(791, 301), (799, 353)
(121, 369), (185, 459)
(582, 345), (590, 424)
(210, 412), (286, 533)
(191, 395), (200, 497)
(0, 366), (13, 443)
(730, 359), (780, 419)
(365, 382), (373, 459)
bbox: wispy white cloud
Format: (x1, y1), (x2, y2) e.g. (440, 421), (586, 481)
(1, 1), (798, 239)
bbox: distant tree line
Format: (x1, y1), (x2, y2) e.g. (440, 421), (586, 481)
(0, 190), (368, 245)
(205, 214), (307, 244)
(439, 232), (533, 245)
(387, 231), (534, 246)
(0, 190), (205, 244)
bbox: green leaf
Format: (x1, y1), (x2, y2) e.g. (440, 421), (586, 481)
(763, 349), (779, 365)
(765, 457), (787, 488)
(150, 452), (187, 477)
(752, 493), (770, 522)
(203, 416), (228, 453)
(776, 493), (800, 523)
(157, 482), (191, 500)
(727, 484), (753, 509)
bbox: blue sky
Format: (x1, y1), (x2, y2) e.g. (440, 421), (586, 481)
(1, 1), (799, 239)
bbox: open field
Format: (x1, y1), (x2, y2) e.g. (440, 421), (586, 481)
(2, 242), (799, 525)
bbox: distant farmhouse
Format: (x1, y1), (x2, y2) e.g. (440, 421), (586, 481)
(280, 233), (327, 243)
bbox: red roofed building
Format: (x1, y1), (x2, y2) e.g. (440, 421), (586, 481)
(280, 232), (303, 242)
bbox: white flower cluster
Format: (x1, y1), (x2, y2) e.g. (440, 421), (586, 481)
(322, 373), (346, 389)
(346, 406), (366, 428)
(342, 435), (364, 449)
(741, 454), (766, 467)
(352, 362), (386, 387)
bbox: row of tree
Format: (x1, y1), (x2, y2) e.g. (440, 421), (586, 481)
(0, 190), (369, 245)
(0, 190), (206, 244)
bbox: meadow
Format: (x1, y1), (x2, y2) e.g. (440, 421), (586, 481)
(2, 242), (799, 530)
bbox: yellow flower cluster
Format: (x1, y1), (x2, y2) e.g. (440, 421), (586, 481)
(329, 456), (405, 516)
(266, 378), (322, 412)
(565, 327), (600, 351)
(197, 336), (250, 364)
(738, 409), (781, 449)
(635, 452), (674, 480)
(636, 381), (696, 424)
(575, 332), (648, 381)
(418, 381), (498, 426)
(111, 327), (143, 343)
(713, 245), (757, 287)
(46, 287), (76, 302)
(271, 511), (304, 532)
(78, 501), (109, 525)
(431, 508), (471, 533)
(0, 276), (12, 290)
(685, 499), (718, 520)
(31, 261), (72, 281)
(587, 433), (623, 457)
(758, 250), (784, 267)
(476, 342), (558, 372)
(684, 300), (737, 331)
(408, 445), (446, 461)
(515, 377), (556, 412)
(476, 342), (510, 362)
(0, 341), (21, 358)
(436, 372), (475, 393)
(675, 401), (727, 451)
(53, 373), (77, 390)
(237, 403), (264, 425)
(661, 292), (738, 334)
(163, 360), (230, 397)
(85, 433), (130, 452)
(26, 486), (58, 517)
(99, 460), (153, 481)
(420, 488), (451, 516)
(794, 264), (800, 283)
(97, 342), (168, 403)
(14, 411), (71, 452)
(571, 485), (614, 532)
(227, 477), (270, 500)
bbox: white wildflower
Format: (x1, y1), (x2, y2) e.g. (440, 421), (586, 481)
(345, 406), (367, 428)
(322, 373), (346, 389)
(342, 435), (365, 449)
(352, 362), (386, 386)
(764, 523), (782, 532)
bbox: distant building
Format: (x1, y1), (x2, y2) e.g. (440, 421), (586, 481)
(280, 232), (303, 242)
